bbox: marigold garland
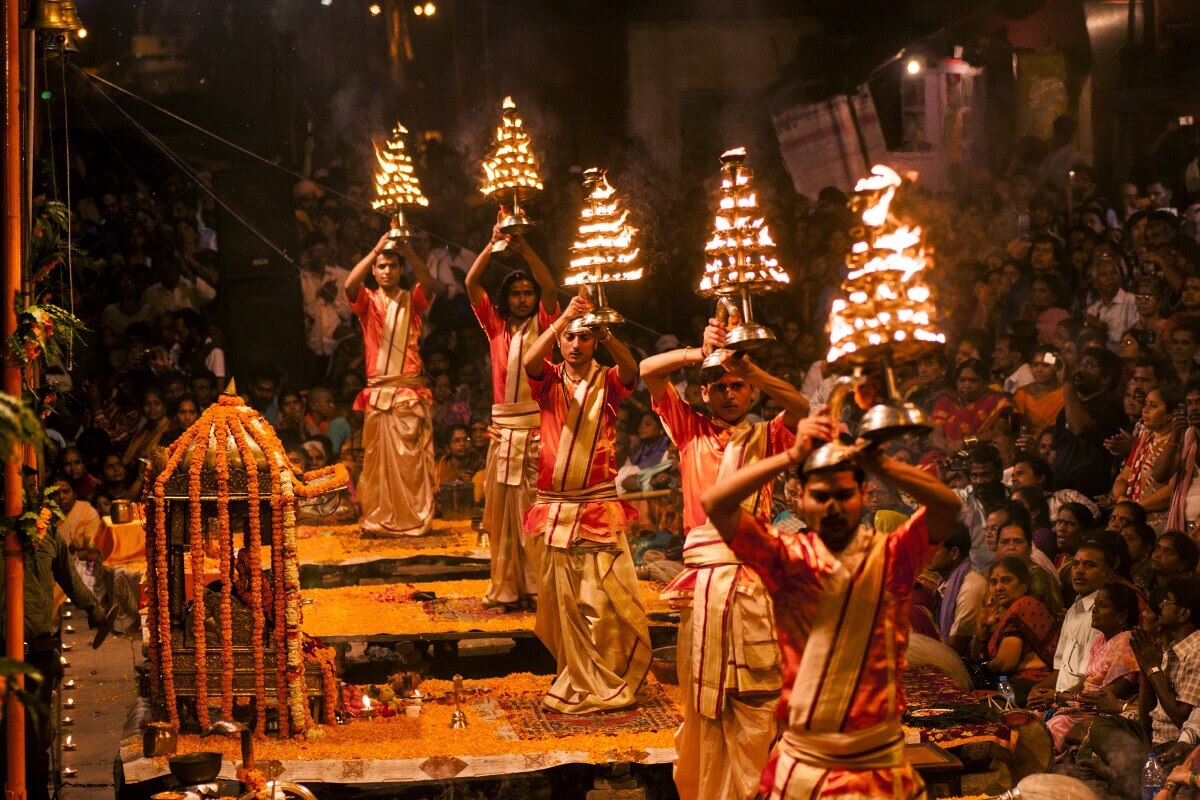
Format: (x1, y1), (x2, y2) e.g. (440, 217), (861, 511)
(230, 417), (267, 736)
(214, 414), (235, 721)
(188, 425), (212, 730)
(144, 393), (346, 737)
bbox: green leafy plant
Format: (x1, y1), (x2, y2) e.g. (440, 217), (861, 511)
(0, 658), (46, 725)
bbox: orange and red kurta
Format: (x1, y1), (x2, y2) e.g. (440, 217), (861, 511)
(349, 284), (431, 410)
(655, 383), (793, 715)
(731, 509), (932, 800)
(523, 361), (636, 547)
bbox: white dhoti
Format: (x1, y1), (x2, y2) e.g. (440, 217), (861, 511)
(483, 401), (543, 606)
(535, 537), (651, 714)
(359, 394), (435, 537)
(674, 606), (779, 800)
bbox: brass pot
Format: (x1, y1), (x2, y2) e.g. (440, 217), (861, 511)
(111, 499), (134, 525)
(142, 721), (177, 758)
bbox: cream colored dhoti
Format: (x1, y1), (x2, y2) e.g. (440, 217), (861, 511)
(482, 435), (543, 605)
(536, 538), (651, 713)
(359, 394), (435, 537)
(674, 606), (779, 800)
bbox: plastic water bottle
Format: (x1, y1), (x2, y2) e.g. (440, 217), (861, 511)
(1142, 751), (1165, 800)
(997, 675), (1016, 706)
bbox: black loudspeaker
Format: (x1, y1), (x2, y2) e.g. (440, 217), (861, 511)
(212, 166), (306, 388)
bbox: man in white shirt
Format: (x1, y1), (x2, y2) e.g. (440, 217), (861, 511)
(930, 526), (988, 657)
(993, 334), (1035, 394)
(1084, 255), (1138, 352)
(298, 234), (352, 363)
(1026, 538), (1117, 705)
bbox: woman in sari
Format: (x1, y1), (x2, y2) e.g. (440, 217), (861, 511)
(1012, 345), (1065, 440)
(1042, 582), (1140, 753)
(970, 557), (1060, 704)
(1112, 385), (1181, 530)
(121, 387), (170, 466)
(928, 359), (1011, 457)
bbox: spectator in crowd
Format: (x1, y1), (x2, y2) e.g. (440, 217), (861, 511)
(1012, 346), (1065, 441)
(1052, 347), (1125, 496)
(930, 524), (988, 657)
(59, 446), (101, 502)
(1087, 577), (1200, 799)
(298, 232), (353, 383)
(1028, 537), (1121, 705)
(929, 359), (1011, 458)
(1009, 454), (1099, 521)
(994, 513), (1063, 618)
(970, 556), (1059, 704)
(1043, 581), (1140, 755)
(1145, 530), (1199, 596)
(122, 387), (170, 466)
(306, 386), (351, 457)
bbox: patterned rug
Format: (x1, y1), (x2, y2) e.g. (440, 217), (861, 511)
(495, 685), (682, 739)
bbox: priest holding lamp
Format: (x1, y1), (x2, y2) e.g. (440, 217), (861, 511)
(522, 290), (651, 714)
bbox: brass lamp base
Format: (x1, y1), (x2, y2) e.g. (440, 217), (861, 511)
(857, 402), (931, 443)
(498, 211), (533, 236)
(724, 323), (776, 351)
(577, 305), (625, 329)
(803, 439), (857, 475)
(387, 222), (413, 241)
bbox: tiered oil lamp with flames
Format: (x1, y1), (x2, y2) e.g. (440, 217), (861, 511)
(808, 165), (947, 472)
(696, 147), (791, 380)
(480, 96), (544, 251)
(370, 122), (429, 242)
(564, 168), (643, 330)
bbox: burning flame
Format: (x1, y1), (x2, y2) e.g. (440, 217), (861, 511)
(566, 169), (642, 284)
(370, 123), (430, 212)
(697, 147), (789, 296)
(362, 695), (372, 711)
(481, 96), (544, 197)
(825, 164), (945, 364)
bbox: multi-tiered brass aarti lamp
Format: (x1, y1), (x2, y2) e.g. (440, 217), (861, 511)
(563, 168), (643, 330)
(370, 122), (429, 242)
(807, 165), (947, 472)
(696, 147), (791, 380)
(480, 96), (544, 251)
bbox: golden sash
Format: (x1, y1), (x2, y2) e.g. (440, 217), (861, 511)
(367, 290), (415, 411)
(488, 317), (543, 485)
(542, 363), (611, 548)
(772, 720), (907, 800)
(490, 401), (541, 487)
(679, 420), (780, 719)
(787, 526), (890, 732)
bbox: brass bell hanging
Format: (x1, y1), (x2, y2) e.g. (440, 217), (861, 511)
(21, 0), (83, 31)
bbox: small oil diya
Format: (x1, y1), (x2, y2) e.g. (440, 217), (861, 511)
(63, 610), (72, 619)
(64, 625), (76, 634)
(359, 695), (377, 721)
(63, 679), (76, 690)
(63, 767), (78, 778)
(62, 716), (74, 726)
(60, 656), (70, 668)
(63, 735), (77, 751)
(64, 697), (76, 709)
(62, 642), (73, 652)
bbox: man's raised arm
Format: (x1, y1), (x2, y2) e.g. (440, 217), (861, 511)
(702, 415), (836, 542)
(509, 235), (559, 315)
(524, 293), (590, 380)
(345, 232), (391, 302)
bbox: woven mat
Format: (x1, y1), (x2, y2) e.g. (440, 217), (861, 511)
(495, 684), (682, 739)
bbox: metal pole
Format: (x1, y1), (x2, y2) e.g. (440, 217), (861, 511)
(3, 0), (28, 798)
(844, 88), (873, 172)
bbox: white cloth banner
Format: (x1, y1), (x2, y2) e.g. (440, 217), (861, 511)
(771, 87), (888, 198)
